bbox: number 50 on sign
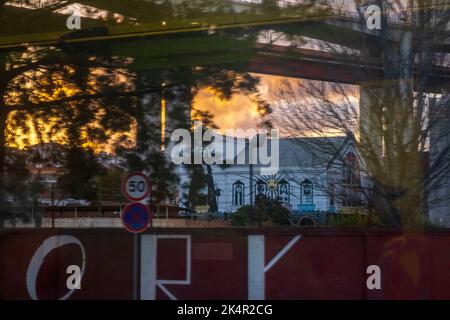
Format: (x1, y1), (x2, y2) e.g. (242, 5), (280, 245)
(121, 172), (150, 201)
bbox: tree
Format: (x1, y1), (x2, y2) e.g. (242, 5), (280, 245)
(231, 197), (291, 226)
(0, 0), (276, 223)
(267, 1), (450, 228)
(57, 146), (101, 201)
(0, 40), (145, 224)
(96, 167), (125, 205)
(172, 68), (270, 212)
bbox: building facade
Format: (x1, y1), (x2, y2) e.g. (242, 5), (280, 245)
(175, 135), (369, 215)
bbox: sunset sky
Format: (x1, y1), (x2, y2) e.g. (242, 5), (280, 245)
(8, 72), (360, 153)
(193, 73), (359, 138)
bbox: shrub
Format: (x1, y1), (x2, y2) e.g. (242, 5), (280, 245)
(231, 198), (291, 226)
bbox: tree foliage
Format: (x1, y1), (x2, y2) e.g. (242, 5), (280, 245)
(231, 198), (291, 226)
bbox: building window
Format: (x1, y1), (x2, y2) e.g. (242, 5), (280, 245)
(278, 179), (290, 205)
(341, 152), (361, 207)
(329, 183), (335, 206)
(301, 179), (313, 205)
(255, 179), (267, 201)
(232, 180), (244, 206)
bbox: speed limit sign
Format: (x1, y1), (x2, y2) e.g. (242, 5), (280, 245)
(121, 172), (150, 201)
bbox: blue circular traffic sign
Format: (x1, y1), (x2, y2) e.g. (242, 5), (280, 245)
(121, 202), (152, 233)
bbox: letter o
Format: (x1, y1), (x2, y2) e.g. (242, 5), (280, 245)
(26, 235), (86, 300)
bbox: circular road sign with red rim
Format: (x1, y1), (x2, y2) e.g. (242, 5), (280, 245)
(121, 172), (150, 201)
(121, 202), (152, 233)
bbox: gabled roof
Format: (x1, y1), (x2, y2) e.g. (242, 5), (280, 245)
(275, 136), (347, 167)
(214, 134), (348, 168)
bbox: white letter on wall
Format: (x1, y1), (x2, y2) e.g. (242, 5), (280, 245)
(366, 265), (381, 290)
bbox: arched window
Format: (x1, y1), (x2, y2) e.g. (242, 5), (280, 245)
(232, 180), (244, 206)
(341, 152), (361, 207)
(255, 179), (267, 201)
(301, 179), (313, 205)
(343, 152), (359, 185)
(278, 179), (290, 205)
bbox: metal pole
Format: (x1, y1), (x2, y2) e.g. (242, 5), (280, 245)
(248, 139), (254, 207)
(248, 138), (257, 225)
(51, 183), (55, 228)
(132, 233), (140, 300)
(250, 163), (253, 206)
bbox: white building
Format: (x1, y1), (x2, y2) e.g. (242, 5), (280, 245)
(173, 134), (369, 214)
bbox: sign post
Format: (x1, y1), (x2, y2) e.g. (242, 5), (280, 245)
(121, 172), (152, 300)
(132, 233), (139, 300)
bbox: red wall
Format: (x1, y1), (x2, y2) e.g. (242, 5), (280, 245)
(1, 228), (450, 300)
